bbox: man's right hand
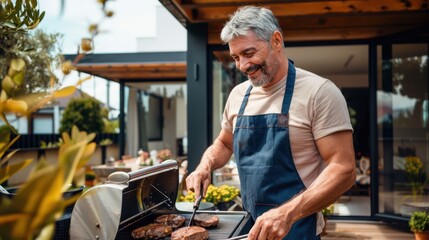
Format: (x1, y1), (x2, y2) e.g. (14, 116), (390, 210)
(185, 168), (211, 199)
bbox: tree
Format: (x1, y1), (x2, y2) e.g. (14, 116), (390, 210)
(0, 29), (62, 95)
(60, 97), (104, 134)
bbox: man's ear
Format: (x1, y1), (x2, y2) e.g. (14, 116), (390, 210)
(271, 30), (283, 51)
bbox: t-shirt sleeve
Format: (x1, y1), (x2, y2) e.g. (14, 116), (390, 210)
(312, 80), (353, 140)
(221, 92), (234, 133)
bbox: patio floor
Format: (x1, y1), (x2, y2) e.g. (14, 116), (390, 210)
(322, 220), (414, 240)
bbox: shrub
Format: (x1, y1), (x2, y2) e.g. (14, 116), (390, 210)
(60, 97), (104, 134)
(409, 211), (429, 233)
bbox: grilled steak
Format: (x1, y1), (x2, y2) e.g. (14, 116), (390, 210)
(193, 213), (219, 228)
(131, 223), (173, 239)
(154, 214), (186, 229)
(171, 226), (209, 240)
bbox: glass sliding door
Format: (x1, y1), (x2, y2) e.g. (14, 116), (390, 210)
(377, 43), (429, 218)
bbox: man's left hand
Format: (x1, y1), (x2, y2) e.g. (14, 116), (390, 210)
(247, 208), (291, 240)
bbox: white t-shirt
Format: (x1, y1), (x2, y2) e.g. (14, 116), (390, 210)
(221, 66), (353, 235)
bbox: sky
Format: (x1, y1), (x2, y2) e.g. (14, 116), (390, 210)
(37, 0), (161, 111)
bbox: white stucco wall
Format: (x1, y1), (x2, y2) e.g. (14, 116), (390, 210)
(137, 6), (187, 52)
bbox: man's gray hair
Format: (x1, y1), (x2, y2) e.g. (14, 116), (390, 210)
(220, 6), (282, 44)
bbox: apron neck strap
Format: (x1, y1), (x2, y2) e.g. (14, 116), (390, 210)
(281, 60), (296, 114)
(238, 59), (296, 116)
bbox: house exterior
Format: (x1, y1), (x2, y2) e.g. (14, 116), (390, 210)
(3, 89), (102, 134)
(65, 0), (429, 225)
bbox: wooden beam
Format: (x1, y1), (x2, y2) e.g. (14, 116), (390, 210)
(180, 0), (348, 8)
(208, 25), (420, 44)
(193, 1), (427, 21)
(74, 63), (187, 80)
(207, 11), (429, 43)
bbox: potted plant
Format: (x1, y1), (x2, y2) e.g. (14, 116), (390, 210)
(180, 184), (240, 211)
(409, 211), (429, 240)
(0, 125), (96, 239)
(85, 171), (96, 187)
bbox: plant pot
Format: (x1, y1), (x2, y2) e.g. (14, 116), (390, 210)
(85, 180), (95, 187)
(401, 202), (429, 216)
(2, 185), (85, 214)
(414, 231), (429, 240)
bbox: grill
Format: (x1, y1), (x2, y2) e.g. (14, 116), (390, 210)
(70, 160), (251, 239)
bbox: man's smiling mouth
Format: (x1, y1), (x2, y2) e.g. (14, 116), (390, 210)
(245, 64), (261, 76)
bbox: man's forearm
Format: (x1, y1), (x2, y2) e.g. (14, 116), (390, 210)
(280, 160), (356, 224)
(196, 138), (233, 173)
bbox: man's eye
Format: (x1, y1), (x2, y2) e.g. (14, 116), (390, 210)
(244, 52), (254, 58)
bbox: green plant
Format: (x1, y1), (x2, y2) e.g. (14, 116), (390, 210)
(180, 184), (240, 205)
(404, 156), (428, 200)
(59, 97), (104, 134)
(0, 0), (45, 31)
(322, 204), (334, 216)
(0, 1), (111, 239)
(0, 125), (96, 239)
(99, 138), (112, 146)
(409, 211), (429, 233)
(85, 172), (96, 181)
(0, 29), (62, 95)
(40, 139), (62, 149)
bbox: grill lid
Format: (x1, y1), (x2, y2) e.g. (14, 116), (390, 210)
(70, 159), (179, 239)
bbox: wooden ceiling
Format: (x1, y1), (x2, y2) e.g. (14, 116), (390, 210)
(64, 52), (187, 83)
(75, 62), (187, 82)
(159, 0), (429, 44)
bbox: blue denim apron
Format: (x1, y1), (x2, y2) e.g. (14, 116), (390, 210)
(233, 60), (318, 239)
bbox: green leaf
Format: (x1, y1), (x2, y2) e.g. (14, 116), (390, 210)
(38, 10), (44, 21)
(30, 0), (37, 8)
(12, 70), (25, 85)
(58, 140), (86, 191)
(1, 99), (28, 114)
(0, 159), (32, 184)
(9, 58), (26, 73)
(0, 134), (20, 160)
(9, 165), (65, 239)
(52, 86), (76, 98)
(15, 0), (22, 12)
(1, 75), (15, 93)
(0, 213), (27, 225)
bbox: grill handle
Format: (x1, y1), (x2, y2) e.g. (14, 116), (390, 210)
(128, 160), (178, 180)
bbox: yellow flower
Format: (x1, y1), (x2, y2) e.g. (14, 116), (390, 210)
(179, 184), (240, 205)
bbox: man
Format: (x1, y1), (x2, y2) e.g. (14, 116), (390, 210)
(186, 5), (356, 240)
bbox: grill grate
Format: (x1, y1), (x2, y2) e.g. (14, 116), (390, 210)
(116, 212), (247, 240)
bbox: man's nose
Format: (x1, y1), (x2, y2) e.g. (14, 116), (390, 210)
(238, 57), (250, 72)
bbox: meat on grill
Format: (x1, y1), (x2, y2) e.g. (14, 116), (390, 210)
(131, 223), (173, 239)
(193, 213), (219, 228)
(154, 214), (186, 229)
(171, 226), (209, 240)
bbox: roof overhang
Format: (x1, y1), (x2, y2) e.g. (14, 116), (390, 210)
(160, 0), (429, 44)
(64, 52), (187, 83)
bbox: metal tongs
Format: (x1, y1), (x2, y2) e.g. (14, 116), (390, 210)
(227, 234), (249, 240)
(187, 185), (203, 227)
